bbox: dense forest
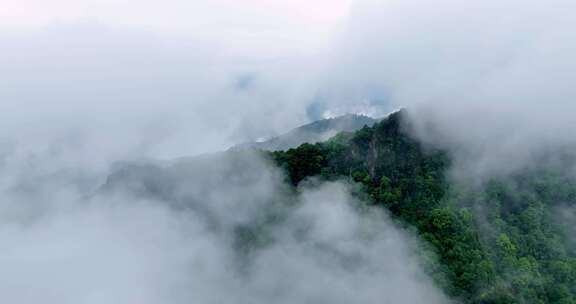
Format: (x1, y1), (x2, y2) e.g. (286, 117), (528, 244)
(271, 111), (576, 304)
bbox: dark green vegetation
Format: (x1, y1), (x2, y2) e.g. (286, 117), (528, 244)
(271, 111), (576, 304)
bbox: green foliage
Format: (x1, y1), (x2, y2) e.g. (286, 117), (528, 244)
(270, 110), (576, 304)
(272, 143), (330, 185)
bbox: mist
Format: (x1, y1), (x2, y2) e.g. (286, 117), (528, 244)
(0, 21), (329, 164)
(325, 0), (576, 181)
(0, 150), (450, 303)
(3, 0), (576, 175)
(2, 0), (576, 302)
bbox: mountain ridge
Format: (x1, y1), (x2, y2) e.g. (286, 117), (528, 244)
(231, 113), (378, 151)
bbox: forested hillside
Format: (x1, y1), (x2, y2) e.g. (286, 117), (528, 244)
(272, 110), (576, 304)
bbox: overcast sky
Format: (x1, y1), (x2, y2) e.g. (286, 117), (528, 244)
(1, 0), (352, 56)
(1, 0), (574, 168)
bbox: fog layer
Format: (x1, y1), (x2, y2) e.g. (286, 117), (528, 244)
(0, 151), (449, 303)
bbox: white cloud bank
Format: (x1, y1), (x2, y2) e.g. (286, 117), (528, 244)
(0, 151), (450, 304)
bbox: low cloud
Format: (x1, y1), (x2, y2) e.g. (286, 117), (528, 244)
(0, 149), (450, 303)
(322, 0), (576, 181)
(0, 22), (326, 162)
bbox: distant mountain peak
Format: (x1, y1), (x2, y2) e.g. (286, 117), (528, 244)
(231, 113), (379, 152)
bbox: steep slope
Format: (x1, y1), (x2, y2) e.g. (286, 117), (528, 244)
(232, 113), (378, 151)
(272, 110), (576, 304)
